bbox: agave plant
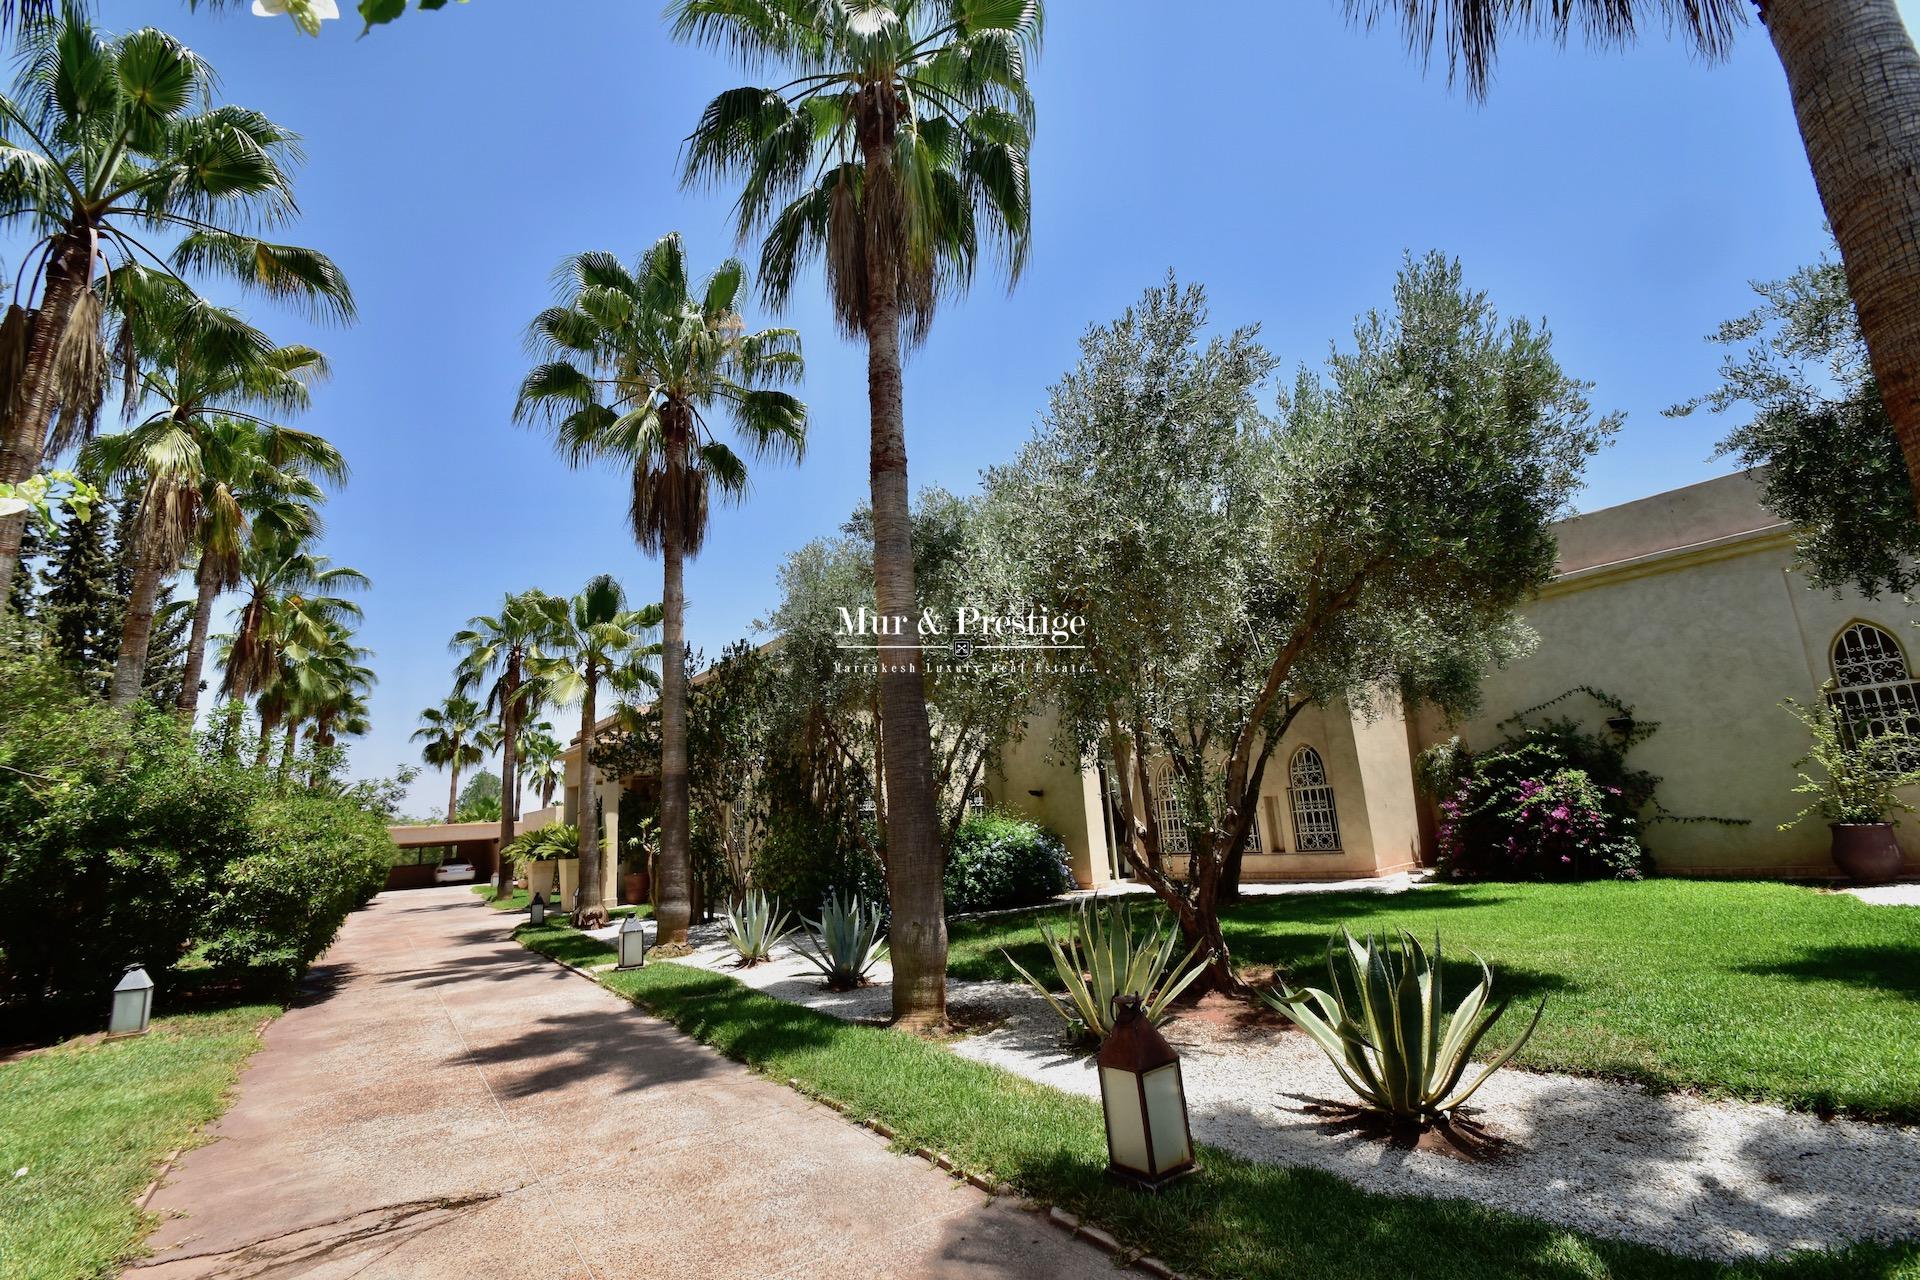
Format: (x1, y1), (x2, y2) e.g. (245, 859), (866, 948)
(1261, 930), (1545, 1122)
(722, 889), (793, 966)
(1005, 900), (1208, 1041)
(792, 892), (887, 990)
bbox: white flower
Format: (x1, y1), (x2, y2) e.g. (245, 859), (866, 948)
(251, 0), (341, 35)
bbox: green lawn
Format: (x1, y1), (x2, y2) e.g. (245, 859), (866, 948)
(949, 879), (1920, 1120)
(506, 915), (1917, 1280)
(0, 1003), (278, 1280)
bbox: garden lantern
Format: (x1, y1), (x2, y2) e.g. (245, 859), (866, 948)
(529, 893), (546, 926)
(616, 913), (647, 970)
(108, 965), (154, 1037)
(1096, 995), (1196, 1190)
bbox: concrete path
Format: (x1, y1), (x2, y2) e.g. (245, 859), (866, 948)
(130, 888), (1119, 1280)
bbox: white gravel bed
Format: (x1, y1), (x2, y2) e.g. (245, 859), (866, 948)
(647, 919), (1919, 1263)
(950, 981), (1920, 1263)
(1844, 882), (1920, 907)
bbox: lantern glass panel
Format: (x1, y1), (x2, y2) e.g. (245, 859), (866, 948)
(1099, 1065), (1151, 1173)
(618, 916), (646, 969)
(1143, 1063), (1191, 1170)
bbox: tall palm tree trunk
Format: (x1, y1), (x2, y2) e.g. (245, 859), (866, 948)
(1763, 0), (1920, 518)
(174, 560), (220, 720)
(255, 708), (278, 769)
(108, 527), (166, 709)
(447, 760), (462, 823)
(860, 231), (948, 1029)
(574, 658), (608, 928)
(279, 718), (298, 775)
(0, 225), (95, 608)
(496, 666), (519, 900)
(655, 446), (694, 948)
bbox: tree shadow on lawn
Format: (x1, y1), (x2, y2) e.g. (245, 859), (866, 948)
(1736, 942), (1920, 1002)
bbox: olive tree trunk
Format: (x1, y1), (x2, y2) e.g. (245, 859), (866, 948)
(654, 438), (694, 948)
(574, 658), (609, 929)
(174, 559), (220, 721)
(0, 227), (95, 608)
(1762, 0), (1920, 518)
(862, 257), (948, 1033)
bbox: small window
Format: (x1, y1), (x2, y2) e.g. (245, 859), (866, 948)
(965, 788), (987, 817)
(1831, 623), (1920, 751)
(1153, 776), (1191, 857)
(1287, 747), (1341, 852)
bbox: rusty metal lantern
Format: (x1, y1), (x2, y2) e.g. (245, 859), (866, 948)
(1096, 994), (1196, 1190)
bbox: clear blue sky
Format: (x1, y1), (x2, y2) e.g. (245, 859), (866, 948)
(21, 2), (1910, 815)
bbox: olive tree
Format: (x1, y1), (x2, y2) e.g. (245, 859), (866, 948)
(985, 257), (1614, 994)
(1670, 245), (1919, 599)
(767, 487), (1036, 852)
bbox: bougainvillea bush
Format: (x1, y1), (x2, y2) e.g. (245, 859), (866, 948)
(1435, 753), (1647, 880)
(1421, 692), (1671, 881)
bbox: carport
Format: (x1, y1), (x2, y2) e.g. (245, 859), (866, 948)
(382, 821), (504, 891)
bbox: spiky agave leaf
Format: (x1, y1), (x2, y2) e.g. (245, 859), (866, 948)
(1004, 898), (1206, 1040)
(1261, 928), (1546, 1122)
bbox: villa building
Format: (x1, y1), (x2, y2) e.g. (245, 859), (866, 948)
(554, 470), (1919, 900)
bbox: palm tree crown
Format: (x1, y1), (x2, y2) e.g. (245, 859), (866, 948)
(0, 7), (354, 602)
(516, 232), (806, 554)
(674, 0), (1038, 345)
(413, 693), (488, 823)
(1343, 1), (1744, 99)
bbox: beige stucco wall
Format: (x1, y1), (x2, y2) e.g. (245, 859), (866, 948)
(984, 706), (1114, 888)
(1235, 697), (1417, 880)
(987, 696), (1418, 886)
(1415, 530), (1920, 877)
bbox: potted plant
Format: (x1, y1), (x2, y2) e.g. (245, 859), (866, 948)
(1782, 694), (1920, 885)
(621, 819), (658, 905)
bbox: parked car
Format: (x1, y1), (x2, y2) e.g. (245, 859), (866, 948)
(434, 861), (476, 884)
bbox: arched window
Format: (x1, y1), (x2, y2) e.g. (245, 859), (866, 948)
(1288, 747), (1341, 852)
(1831, 623), (1920, 748)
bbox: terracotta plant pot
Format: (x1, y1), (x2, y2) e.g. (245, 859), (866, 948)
(1830, 823), (1905, 886)
(622, 871), (650, 905)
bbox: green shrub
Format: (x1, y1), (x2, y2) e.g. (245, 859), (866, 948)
(0, 648), (254, 1013)
(944, 811), (1073, 914)
(751, 807), (884, 912)
(202, 791), (391, 986)
(0, 639), (398, 1020)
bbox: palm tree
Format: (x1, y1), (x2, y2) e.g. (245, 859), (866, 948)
(452, 590), (562, 900)
(172, 423), (330, 721)
(516, 721), (564, 809)
(81, 285), (338, 708)
(253, 617), (371, 782)
(515, 232), (805, 946)
(532, 575), (662, 927)
(1347, 0), (1920, 518)
(0, 9), (354, 604)
(412, 694), (488, 823)
(672, 0), (1037, 1022)
(221, 535), (366, 711)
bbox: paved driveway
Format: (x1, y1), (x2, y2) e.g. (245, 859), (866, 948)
(130, 888), (1117, 1280)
